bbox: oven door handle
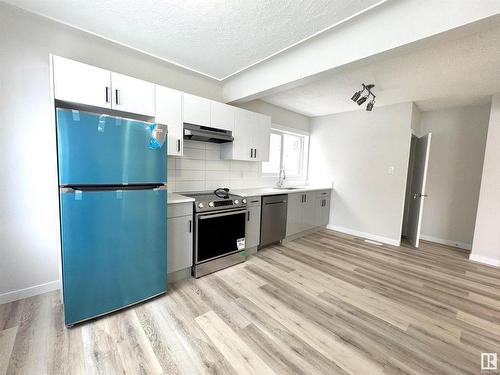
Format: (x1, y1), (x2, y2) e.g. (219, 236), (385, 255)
(198, 209), (248, 220)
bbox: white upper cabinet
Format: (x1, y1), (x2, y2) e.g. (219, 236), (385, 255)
(53, 56), (112, 109)
(253, 113), (271, 161)
(222, 108), (254, 161)
(221, 108), (271, 162)
(111, 72), (155, 116)
(52, 56), (155, 117)
(155, 85), (183, 156)
(210, 101), (234, 131)
(183, 93), (210, 126)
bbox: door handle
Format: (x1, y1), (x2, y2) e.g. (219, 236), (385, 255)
(189, 219), (192, 233)
(177, 139), (181, 152)
(247, 211), (250, 221)
(115, 89), (120, 105)
(105, 87), (110, 103)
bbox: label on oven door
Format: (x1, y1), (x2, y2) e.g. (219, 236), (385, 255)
(237, 238), (246, 250)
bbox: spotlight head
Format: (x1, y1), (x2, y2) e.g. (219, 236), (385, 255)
(366, 99), (375, 111)
(351, 91), (361, 102)
(357, 96), (368, 105)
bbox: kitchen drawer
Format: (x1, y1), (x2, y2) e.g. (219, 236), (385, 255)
(168, 202), (193, 218)
(246, 196), (261, 207)
(315, 190), (331, 199)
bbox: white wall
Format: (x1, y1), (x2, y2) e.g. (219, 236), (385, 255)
(0, 3), (223, 303)
(418, 104), (490, 250)
(309, 102), (413, 245)
(236, 100), (310, 132)
(471, 94), (500, 266)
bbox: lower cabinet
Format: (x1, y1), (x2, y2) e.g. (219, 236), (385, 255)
(314, 191), (331, 227)
(167, 202), (193, 274)
(245, 196), (261, 249)
(286, 190), (331, 237)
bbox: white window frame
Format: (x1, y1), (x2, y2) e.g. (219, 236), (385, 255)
(262, 125), (309, 179)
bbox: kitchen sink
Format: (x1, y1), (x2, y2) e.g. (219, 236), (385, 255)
(274, 187), (302, 190)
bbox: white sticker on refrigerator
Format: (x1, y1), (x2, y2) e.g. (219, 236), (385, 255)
(237, 238), (246, 250)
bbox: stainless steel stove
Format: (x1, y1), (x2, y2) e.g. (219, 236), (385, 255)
(183, 189), (248, 278)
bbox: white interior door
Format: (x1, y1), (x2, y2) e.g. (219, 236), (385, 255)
(407, 133), (432, 247)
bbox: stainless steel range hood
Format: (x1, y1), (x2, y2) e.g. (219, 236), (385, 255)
(183, 123), (233, 143)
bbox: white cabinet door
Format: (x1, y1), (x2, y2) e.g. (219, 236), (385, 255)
(301, 192), (316, 231)
(314, 191), (331, 227)
(253, 114), (271, 161)
(111, 72), (155, 116)
(211, 101), (234, 131)
(167, 215), (193, 274)
(156, 85), (183, 156)
(183, 93), (210, 126)
(53, 56), (111, 109)
(245, 206), (261, 249)
(286, 193), (303, 236)
(231, 109), (254, 161)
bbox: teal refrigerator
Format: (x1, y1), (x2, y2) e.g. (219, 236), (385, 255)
(56, 108), (167, 326)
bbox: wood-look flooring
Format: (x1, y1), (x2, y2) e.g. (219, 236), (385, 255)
(1, 230), (500, 374)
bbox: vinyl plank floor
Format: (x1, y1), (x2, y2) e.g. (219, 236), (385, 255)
(0, 229), (499, 374)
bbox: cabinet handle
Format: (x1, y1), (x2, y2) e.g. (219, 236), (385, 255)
(177, 139), (181, 152)
(189, 220), (192, 233)
(105, 87), (110, 103)
(254, 148), (257, 159)
(247, 211), (250, 221)
(115, 89), (120, 105)
(250, 148), (253, 158)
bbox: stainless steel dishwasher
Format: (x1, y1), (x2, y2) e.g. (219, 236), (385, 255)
(259, 194), (288, 249)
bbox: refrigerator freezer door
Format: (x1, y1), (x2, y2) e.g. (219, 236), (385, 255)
(56, 108), (166, 185)
(60, 188), (167, 325)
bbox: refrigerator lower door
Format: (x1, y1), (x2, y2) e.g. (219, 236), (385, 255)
(56, 108), (166, 185)
(60, 188), (167, 325)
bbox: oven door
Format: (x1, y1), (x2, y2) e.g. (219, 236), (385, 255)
(195, 209), (247, 264)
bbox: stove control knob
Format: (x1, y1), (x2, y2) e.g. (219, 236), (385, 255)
(242, 198), (247, 204)
(198, 203), (204, 209)
(234, 199), (239, 204)
(208, 201), (214, 207)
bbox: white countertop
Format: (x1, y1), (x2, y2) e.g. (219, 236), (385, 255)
(231, 186), (332, 197)
(167, 193), (195, 204)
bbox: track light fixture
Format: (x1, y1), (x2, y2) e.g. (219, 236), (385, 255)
(351, 84), (376, 111)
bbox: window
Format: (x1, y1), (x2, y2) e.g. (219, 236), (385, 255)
(262, 128), (309, 177)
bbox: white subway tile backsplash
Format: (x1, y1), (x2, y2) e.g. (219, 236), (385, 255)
(205, 143), (221, 151)
(205, 160), (231, 171)
(183, 140), (205, 149)
(204, 170), (228, 181)
(205, 180), (231, 190)
(176, 169), (205, 181)
(174, 180), (205, 192)
(205, 149), (221, 161)
(176, 158), (205, 170)
(183, 147), (205, 160)
(168, 142), (298, 193)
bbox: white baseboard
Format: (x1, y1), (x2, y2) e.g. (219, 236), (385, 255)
(419, 235), (471, 251)
(0, 280), (60, 305)
(327, 225), (400, 246)
(469, 254), (500, 267)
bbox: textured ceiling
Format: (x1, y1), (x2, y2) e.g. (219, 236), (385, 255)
(5, 0), (383, 80)
(261, 20), (500, 116)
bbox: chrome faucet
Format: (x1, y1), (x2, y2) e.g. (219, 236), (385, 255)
(277, 167), (286, 188)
